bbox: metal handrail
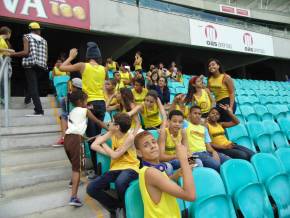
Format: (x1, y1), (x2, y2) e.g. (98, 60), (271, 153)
(0, 56), (11, 127)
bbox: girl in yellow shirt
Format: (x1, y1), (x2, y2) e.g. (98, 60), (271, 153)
(134, 51), (142, 71)
(52, 59), (68, 77)
(128, 90), (166, 130)
(186, 75), (214, 118)
(206, 104), (255, 161)
(207, 58), (236, 122)
(105, 57), (118, 72)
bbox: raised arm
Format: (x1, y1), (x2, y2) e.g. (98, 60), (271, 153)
(146, 143), (195, 201)
(127, 104), (143, 117)
(219, 104), (240, 128)
(10, 37), (29, 57)
(87, 110), (108, 130)
(90, 131), (112, 155)
(157, 97), (167, 120)
(59, 48), (85, 73)
(158, 120), (176, 162)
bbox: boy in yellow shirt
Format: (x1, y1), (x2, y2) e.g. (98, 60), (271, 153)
(135, 130), (196, 218)
(87, 112), (139, 216)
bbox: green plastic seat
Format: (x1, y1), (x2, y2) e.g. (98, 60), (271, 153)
(277, 118), (290, 140)
(125, 180), (144, 218)
(275, 148), (290, 175)
(221, 159), (274, 218)
(182, 168), (236, 218)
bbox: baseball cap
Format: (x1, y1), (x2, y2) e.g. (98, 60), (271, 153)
(28, 22), (42, 30)
(72, 78), (82, 89)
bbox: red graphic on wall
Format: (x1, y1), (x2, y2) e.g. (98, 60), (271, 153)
(205, 25), (218, 41)
(0, 0), (90, 29)
(243, 33), (253, 46)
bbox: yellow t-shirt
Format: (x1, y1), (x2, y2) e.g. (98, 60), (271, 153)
(207, 123), (231, 147)
(165, 128), (182, 155)
(110, 133), (139, 173)
(186, 122), (207, 153)
(141, 103), (162, 129)
(208, 74), (229, 101)
(120, 72), (131, 86)
(139, 166), (181, 218)
(132, 88), (148, 105)
(107, 61), (117, 71)
(0, 36), (8, 56)
(104, 92), (117, 106)
(115, 81), (125, 91)
(53, 66), (67, 76)
(193, 89), (211, 114)
(175, 105), (189, 119)
(82, 63), (106, 102)
(135, 58), (142, 71)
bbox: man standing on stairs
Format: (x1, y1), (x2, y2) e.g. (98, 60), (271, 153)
(11, 22), (47, 116)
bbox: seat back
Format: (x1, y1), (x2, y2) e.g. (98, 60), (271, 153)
(190, 195), (237, 218)
(251, 153), (284, 184)
(220, 159), (258, 196)
(226, 124), (248, 141)
(234, 136), (256, 152)
(125, 180), (144, 218)
(272, 132), (289, 149)
(262, 120), (280, 134)
(253, 104), (268, 117)
(246, 121), (265, 141)
(275, 148), (290, 174)
(240, 105), (255, 117)
(277, 118), (290, 134)
(256, 134), (275, 153)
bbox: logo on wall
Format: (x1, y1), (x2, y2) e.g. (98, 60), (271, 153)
(243, 32), (265, 54)
(204, 24), (232, 49)
(243, 33), (253, 46)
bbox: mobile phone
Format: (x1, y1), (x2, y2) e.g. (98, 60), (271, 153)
(188, 156), (195, 164)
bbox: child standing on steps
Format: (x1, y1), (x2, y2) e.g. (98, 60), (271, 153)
(64, 90), (107, 207)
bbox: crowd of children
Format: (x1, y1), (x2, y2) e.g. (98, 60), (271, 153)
(51, 41), (255, 217)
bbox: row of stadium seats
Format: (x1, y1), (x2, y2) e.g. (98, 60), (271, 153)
(126, 150), (290, 218)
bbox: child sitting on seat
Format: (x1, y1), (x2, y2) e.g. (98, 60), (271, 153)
(132, 78), (148, 105)
(128, 90), (166, 130)
(87, 113), (140, 216)
(114, 71), (125, 91)
(64, 90), (107, 207)
(104, 79), (118, 112)
(135, 131), (196, 218)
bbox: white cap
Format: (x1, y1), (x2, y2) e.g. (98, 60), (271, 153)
(72, 78), (82, 89)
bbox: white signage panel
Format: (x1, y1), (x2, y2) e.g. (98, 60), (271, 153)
(189, 19), (274, 56)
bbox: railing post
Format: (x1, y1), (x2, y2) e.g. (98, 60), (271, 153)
(4, 57), (9, 127)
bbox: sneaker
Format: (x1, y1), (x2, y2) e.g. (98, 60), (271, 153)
(69, 196), (83, 207)
(25, 112), (44, 117)
(68, 180), (84, 189)
(87, 173), (97, 180)
(52, 138), (64, 147)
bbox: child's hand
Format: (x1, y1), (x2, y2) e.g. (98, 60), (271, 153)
(219, 104), (232, 113)
(69, 48), (78, 59)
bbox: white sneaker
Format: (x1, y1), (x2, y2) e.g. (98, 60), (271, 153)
(25, 112), (44, 117)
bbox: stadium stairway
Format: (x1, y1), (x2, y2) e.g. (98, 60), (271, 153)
(0, 96), (109, 218)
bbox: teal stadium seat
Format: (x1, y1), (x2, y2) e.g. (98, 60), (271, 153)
(221, 159), (274, 218)
(253, 104), (273, 121)
(107, 70), (114, 79)
(97, 139), (112, 175)
(125, 180), (144, 218)
(175, 87), (187, 94)
(239, 105), (260, 122)
(275, 148), (290, 175)
(183, 168), (237, 218)
(246, 121), (275, 153)
(262, 120), (289, 148)
(277, 118), (290, 140)
(251, 153), (290, 218)
(235, 114), (246, 125)
(234, 136), (257, 152)
(148, 129), (159, 140)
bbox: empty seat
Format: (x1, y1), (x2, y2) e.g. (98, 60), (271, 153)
(275, 148), (290, 175)
(253, 104), (272, 120)
(175, 87), (187, 94)
(246, 121), (275, 152)
(262, 120), (289, 148)
(251, 153), (290, 218)
(234, 136), (257, 152)
(238, 96), (251, 105)
(221, 159), (274, 218)
(277, 118), (290, 140)
(226, 124), (248, 141)
(240, 105), (259, 122)
(186, 168), (236, 218)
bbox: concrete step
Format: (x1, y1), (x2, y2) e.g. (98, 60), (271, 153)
(0, 180), (110, 218)
(0, 132), (59, 151)
(1, 147), (67, 167)
(0, 124), (60, 136)
(10, 97), (54, 104)
(1, 108), (61, 118)
(1, 115), (58, 127)
(1, 160), (71, 190)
